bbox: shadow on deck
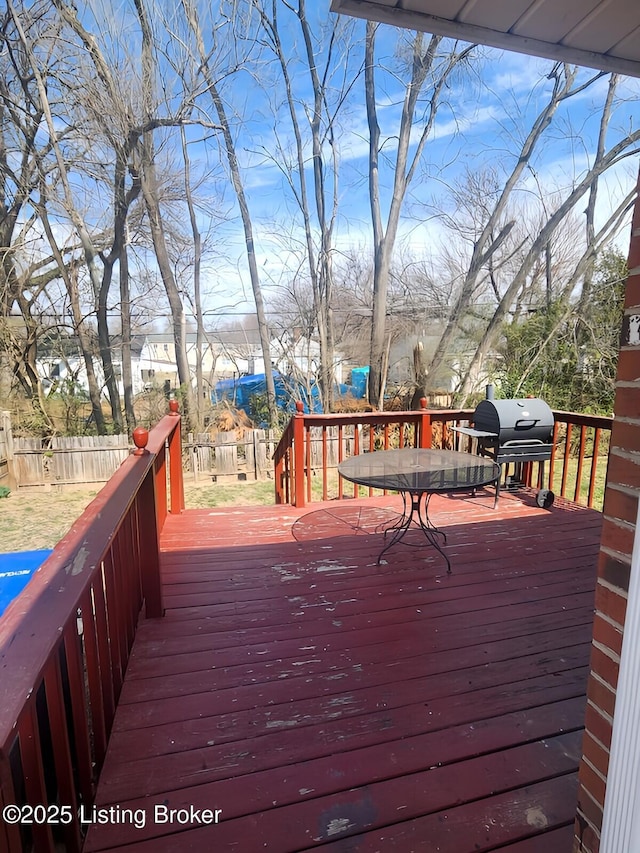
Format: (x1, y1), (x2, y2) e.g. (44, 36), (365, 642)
(85, 490), (601, 852)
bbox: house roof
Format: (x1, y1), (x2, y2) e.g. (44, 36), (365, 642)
(330, 0), (640, 78)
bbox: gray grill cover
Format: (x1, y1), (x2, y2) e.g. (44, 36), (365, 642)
(473, 398), (554, 444)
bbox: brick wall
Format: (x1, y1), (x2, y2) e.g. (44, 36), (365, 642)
(574, 173), (640, 853)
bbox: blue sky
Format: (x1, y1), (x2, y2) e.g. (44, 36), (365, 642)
(191, 9), (639, 322)
(52, 2), (639, 326)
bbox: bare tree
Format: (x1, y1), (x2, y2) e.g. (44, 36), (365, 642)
(252, 0), (359, 411)
(455, 77), (640, 400)
(181, 0), (278, 426)
(365, 24), (476, 408)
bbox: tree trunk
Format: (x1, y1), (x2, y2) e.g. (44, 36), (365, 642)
(135, 0), (193, 429)
(120, 242), (136, 432)
(181, 126), (204, 432)
(181, 0), (277, 426)
(365, 24), (472, 407)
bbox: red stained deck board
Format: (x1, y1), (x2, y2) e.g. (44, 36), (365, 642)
(87, 735), (580, 851)
(126, 591), (595, 667)
(86, 493), (600, 852)
(296, 776), (579, 853)
(100, 664), (589, 770)
(119, 606), (594, 699)
(111, 638), (590, 737)
(96, 694), (586, 805)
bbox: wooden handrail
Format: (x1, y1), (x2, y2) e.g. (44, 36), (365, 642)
(273, 402), (478, 507)
(0, 408), (183, 853)
(273, 404), (612, 511)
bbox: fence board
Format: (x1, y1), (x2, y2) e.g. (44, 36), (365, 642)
(13, 439), (45, 486)
(0, 411), (13, 487)
(185, 430), (274, 481)
(246, 429), (267, 480)
(51, 436), (130, 484)
(12, 436), (130, 487)
(215, 431), (238, 475)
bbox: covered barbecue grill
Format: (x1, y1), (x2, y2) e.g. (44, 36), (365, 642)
(456, 396), (555, 507)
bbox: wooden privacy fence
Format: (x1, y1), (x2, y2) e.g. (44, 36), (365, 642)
(0, 411), (12, 488)
(11, 435), (130, 488)
(186, 430), (276, 481)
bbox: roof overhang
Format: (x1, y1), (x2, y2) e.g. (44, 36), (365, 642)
(330, 0), (640, 78)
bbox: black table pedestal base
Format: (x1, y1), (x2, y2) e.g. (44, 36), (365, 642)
(378, 491), (451, 572)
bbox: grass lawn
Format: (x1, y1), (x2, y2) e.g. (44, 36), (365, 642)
(0, 478), (284, 553)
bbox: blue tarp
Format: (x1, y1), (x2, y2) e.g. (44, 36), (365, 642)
(213, 372), (322, 416)
(0, 550), (52, 617)
(213, 368), (369, 420)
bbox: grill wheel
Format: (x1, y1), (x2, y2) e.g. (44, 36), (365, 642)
(536, 488), (555, 509)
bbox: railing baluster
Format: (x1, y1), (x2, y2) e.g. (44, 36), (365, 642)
(549, 421), (560, 491)
(322, 425), (328, 501)
(91, 568), (115, 732)
(305, 424), (312, 505)
(0, 753), (22, 852)
(575, 425), (587, 502)
(154, 443), (168, 531)
(353, 425), (360, 498)
(80, 591), (107, 767)
(561, 423), (572, 497)
(588, 427), (602, 508)
(18, 702), (55, 852)
(101, 551), (124, 699)
(43, 658), (82, 852)
(338, 424), (344, 499)
(62, 622), (94, 805)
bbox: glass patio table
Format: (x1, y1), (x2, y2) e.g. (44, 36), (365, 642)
(337, 448), (501, 572)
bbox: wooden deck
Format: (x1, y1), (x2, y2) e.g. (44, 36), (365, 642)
(85, 489), (601, 852)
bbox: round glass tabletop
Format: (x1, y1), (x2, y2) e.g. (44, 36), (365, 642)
(337, 448), (500, 493)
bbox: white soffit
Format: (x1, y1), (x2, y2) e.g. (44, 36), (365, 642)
(330, 0), (640, 77)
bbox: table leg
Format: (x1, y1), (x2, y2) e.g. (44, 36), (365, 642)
(378, 491), (451, 573)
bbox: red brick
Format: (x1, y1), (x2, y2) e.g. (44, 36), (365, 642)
(582, 730), (610, 779)
(607, 450), (640, 490)
(579, 757), (607, 808)
(616, 349), (640, 382)
(623, 273), (640, 310)
(585, 701), (613, 750)
(602, 486), (638, 526)
(600, 519), (635, 566)
(597, 549), (631, 591)
(594, 580), (628, 625)
(576, 783), (605, 829)
(589, 645), (620, 691)
(625, 216), (640, 278)
(610, 419), (640, 455)
(612, 384), (640, 419)
(574, 786), (603, 853)
(586, 673), (617, 719)
(575, 824), (600, 853)
(592, 612), (624, 656)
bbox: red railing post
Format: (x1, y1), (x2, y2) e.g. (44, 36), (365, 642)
(293, 401), (306, 508)
(418, 398), (432, 448)
(274, 448), (285, 504)
(138, 468), (164, 618)
(168, 401), (185, 514)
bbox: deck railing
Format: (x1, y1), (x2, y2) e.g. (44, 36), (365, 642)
(0, 407), (184, 853)
(273, 403), (612, 511)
